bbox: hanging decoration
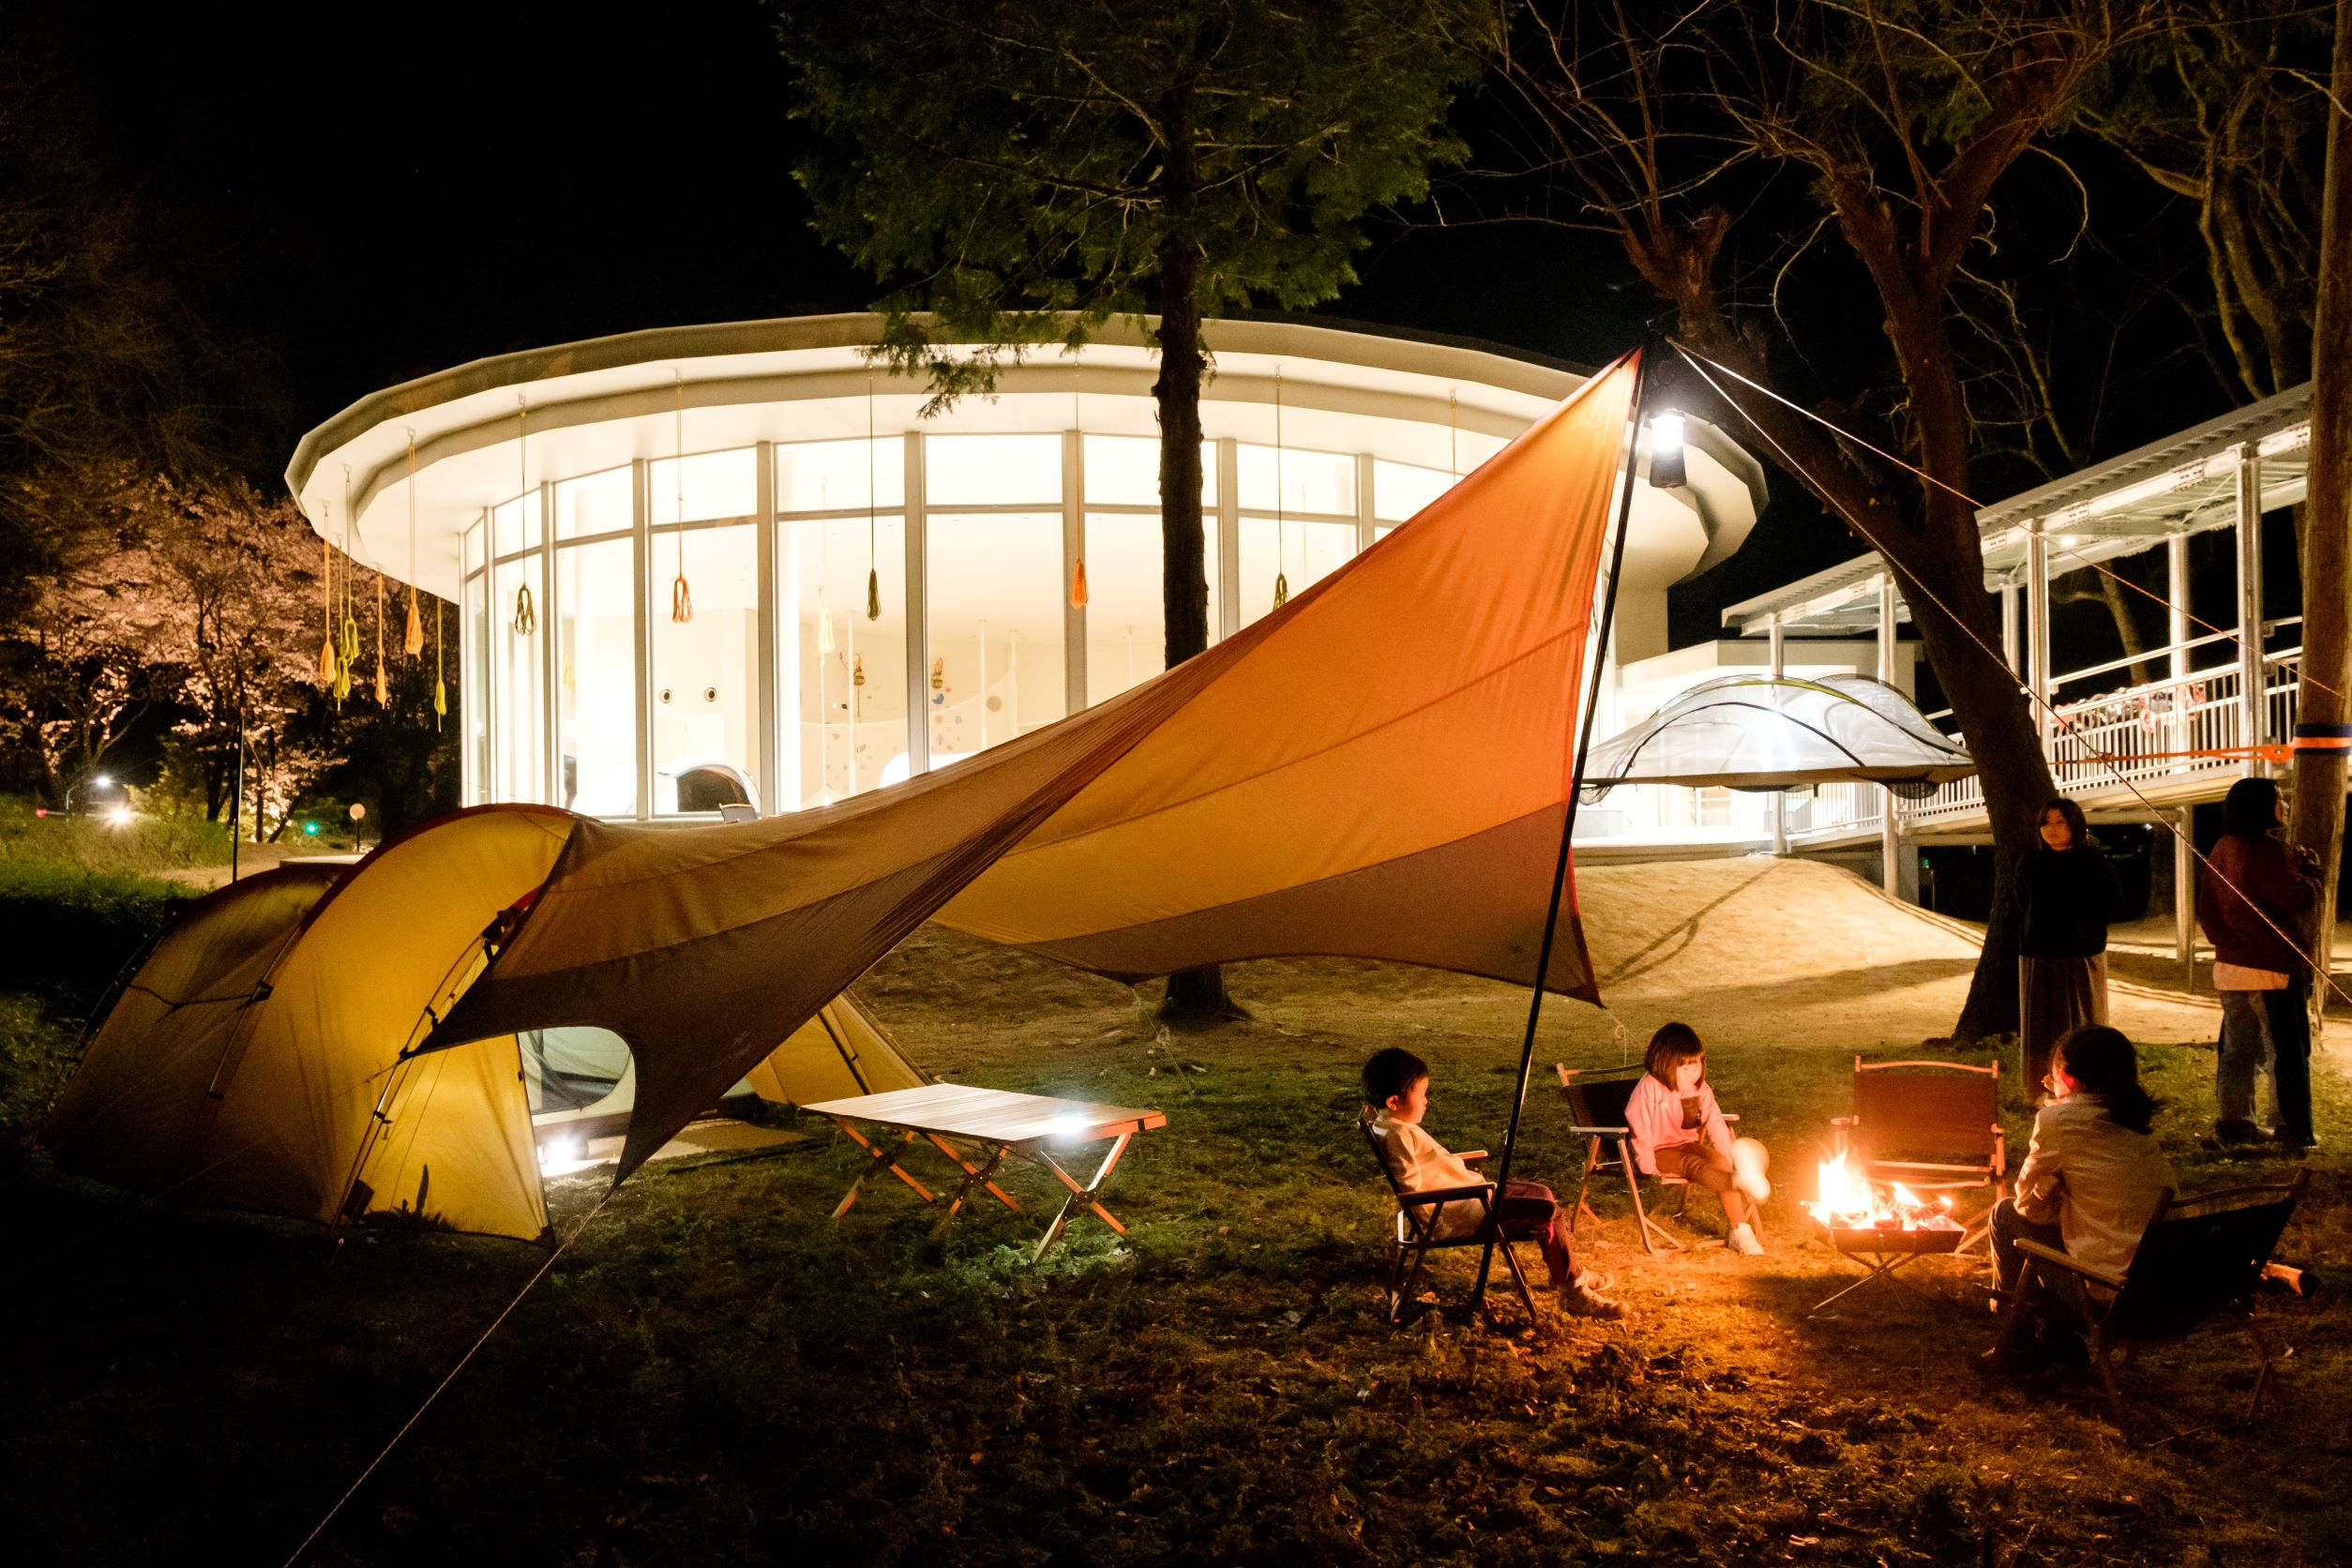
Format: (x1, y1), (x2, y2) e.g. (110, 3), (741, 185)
(817, 589), (837, 655)
(931, 656), (945, 705)
(852, 652), (866, 687)
(670, 373), (694, 624)
(866, 373), (881, 621)
(317, 524), (338, 686)
(1069, 368), (1088, 609)
(1272, 364), (1289, 609)
(334, 468), (359, 705)
(373, 568), (388, 705)
(432, 598), (446, 731)
(512, 400), (538, 638)
(401, 430), (424, 656)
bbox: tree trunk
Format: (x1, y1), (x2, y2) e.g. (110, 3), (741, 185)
(2289, 0), (2352, 1034)
(1151, 97), (1241, 1026)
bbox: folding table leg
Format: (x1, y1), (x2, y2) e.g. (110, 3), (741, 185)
(829, 1123), (936, 1219)
(1033, 1132), (1135, 1259)
(924, 1133), (1022, 1222)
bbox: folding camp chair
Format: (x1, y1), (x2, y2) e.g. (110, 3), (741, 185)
(1360, 1121), (1539, 1327)
(1831, 1057), (2004, 1251)
(2002, 1169), (2305, 1434)
(1554, 1063), (1756, 1254)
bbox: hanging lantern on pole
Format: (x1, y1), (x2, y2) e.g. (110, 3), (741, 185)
(432, 598), (446, 730)
(317, 523), (338, 686)
(670, 373), (694, 624)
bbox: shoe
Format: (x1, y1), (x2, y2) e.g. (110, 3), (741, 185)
(2214, 1119), (2263, 1146)
(1731, 1137), (1772, 1203)
(1560, 1283), (1626, 1320)
(1726, 1222), (1764, 1257)
(2272, 1129), (2315, 1157)
(1570, 1268), (1617, 1295)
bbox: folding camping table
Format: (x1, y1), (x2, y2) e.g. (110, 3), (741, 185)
(802, 1083), (1166, 1260)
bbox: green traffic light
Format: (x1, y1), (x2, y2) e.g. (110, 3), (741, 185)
(303, 821), (319, 836)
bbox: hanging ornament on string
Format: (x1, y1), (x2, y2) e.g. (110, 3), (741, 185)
(1272, 364), (1289, 609)
(317, 521), (338, 686)
(373, 568), (388, 705)
(401, 430), (424, 656)
(432, 598), (446, 730)
(334, 468), (359, 705)
(865, 372), (881, 621)
(512, 400), (538, 637)
(670, 372), (694, 624)
(1069, 367), (1089, 608)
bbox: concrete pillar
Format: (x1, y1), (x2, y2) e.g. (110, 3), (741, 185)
(1877, 573), (1906, 898)
(2235, 445), (2267, 774)
(1769, 612), (1787, 856)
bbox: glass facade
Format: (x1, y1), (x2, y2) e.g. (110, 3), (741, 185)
(458, 429), (1464, 818)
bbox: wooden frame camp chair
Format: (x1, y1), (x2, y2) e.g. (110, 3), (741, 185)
(1555, 1063), (1755, 1254)
(1360, 1121), (1539, 1327)
(2001, 1170), (2305, 1435)
(1831, 1057), (2004, 1251)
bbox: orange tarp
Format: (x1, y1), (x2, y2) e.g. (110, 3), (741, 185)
(430, 354), (1639, 1180)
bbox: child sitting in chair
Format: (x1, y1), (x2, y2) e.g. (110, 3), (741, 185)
(1362, 1047), (1622, 1319)
(1625, 1022), (1772, 1255)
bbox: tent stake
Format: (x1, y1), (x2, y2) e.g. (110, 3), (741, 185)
(1475, 345), (1651, 1312)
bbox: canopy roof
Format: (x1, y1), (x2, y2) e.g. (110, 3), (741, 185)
(429, 355), (1645, 1180)
(1581, 674), (1973, 796)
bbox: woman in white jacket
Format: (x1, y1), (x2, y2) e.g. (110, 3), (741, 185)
(1625, 1022), (1772, 1255)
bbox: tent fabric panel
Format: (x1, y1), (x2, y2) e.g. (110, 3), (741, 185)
(937, 646), (1586, 942)
(39, 864), (342, 1196)
(192, 807), (576, 1225)
(741, 995), (927, 1106)
(356, 1033), (548, 1241)
(1586, 674), (1972, 792)
(987, 804), (1598, 998)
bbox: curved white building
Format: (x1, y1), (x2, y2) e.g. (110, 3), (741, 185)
(287, 315), (1766, 820)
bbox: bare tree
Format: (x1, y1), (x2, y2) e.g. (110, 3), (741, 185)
(1473, 0), (2159, 1041)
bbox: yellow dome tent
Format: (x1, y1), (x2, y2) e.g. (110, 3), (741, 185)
(42, 807), (924, 1241)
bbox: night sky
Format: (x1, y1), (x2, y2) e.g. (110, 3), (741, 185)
(25, 0), (2256, 653)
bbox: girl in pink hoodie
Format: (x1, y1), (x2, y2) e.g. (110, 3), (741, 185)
(1625, 1022), (1772, 1254)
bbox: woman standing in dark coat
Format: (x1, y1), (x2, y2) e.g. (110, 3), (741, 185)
(2197, 776), (2320, 1150)
(2013, 797), (2117, 1104)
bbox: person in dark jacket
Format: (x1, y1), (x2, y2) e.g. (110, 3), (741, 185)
(2197, 776), (2320, 1150)
(2013, 796), (2117, 1104)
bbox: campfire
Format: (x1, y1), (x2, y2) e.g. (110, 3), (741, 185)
(1806, 1150), (1964, 1237)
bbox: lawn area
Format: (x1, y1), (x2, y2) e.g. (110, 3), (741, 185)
(4, 910), (2346, 1567)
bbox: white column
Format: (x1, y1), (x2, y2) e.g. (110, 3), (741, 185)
(2169, 532), (2194, 974)
(903, 430), (929, 776)
(631, 460), (654, 820)
(1215, 436), (1241, 643)
(2000, 585), (2020, 677)
(2235, 444), (2267, 774)
(1877, 572), (1903, 897)
(1769, 611), (1787, 856)
(1354, 451), (1377, 554)
(761, 441), (792, 813)
(1063, 430), (1086, 712)
(539, 482), (559, 807)
(2026, 524), (2052, 750)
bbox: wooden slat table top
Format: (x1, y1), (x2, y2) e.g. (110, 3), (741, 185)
(803, 1082), (1167, 1145)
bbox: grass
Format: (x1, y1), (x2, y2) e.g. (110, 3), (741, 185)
(3, 926), (2346, 1567)
(0, 793), (232, 880)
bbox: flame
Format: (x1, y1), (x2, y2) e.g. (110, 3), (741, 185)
(1806, 1153), (1961, 1231)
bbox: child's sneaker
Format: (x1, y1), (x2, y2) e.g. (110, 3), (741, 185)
(1726, 1222), (1764, 1256)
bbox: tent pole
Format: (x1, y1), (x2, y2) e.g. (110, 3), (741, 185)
(1475, 346), (1651, 1309)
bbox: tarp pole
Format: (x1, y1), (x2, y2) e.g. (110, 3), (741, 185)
(1476, 347), (1651, 1307)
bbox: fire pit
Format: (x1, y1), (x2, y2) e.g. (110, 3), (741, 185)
(1805, 1151), (1967, 1315)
